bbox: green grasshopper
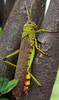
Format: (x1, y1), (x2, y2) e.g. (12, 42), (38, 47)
(3, 1), (57, 98)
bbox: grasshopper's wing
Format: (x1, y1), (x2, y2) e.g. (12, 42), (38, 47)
(12, 36), (31, 98)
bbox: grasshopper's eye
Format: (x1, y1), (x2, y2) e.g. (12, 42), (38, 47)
(28, 22), (31, 24)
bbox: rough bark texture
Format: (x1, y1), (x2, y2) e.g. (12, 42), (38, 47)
(0, 0), (59, 100)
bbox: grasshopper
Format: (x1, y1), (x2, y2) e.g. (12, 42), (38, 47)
(3, 1), (57, 98)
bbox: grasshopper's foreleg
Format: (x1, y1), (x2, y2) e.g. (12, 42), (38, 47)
(27, 46), (44, 92)
(35, 39), (51, 56)
(36, 29), (58, 33)
(3, 49), (20, 67)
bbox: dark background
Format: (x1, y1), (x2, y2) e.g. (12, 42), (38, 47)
(0, 0), (59, 100)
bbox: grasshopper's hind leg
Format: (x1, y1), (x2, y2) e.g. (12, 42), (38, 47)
(27, 46), (44, 92)
(3, 49), (20, 67)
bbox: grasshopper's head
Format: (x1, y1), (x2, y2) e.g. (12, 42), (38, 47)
(24, 1), (37, 29)
(23, 21), (37, 29)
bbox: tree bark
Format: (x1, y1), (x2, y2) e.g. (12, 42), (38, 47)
(0, 0), (59, 100)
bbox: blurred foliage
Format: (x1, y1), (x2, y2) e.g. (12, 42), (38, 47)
(50, 69), (59, 100)
(0, 27), (2, 35)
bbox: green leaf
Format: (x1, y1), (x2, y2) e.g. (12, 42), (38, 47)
(0, 27), (2, 35)
(0, 78), (9, 92)
(0, 98), (9, 100)
(0, 78), (18, 96)
(1, 79), (18, 94)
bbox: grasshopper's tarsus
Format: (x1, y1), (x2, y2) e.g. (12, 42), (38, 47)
(44, 53), (51, 57)
(51, 31), (58, 33)
(40, 86), (44, 93)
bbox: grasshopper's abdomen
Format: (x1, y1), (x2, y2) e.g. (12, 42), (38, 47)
(23, 73), (31, 94)
(23, 43), (33, 94)
(12, 36), (32, 98)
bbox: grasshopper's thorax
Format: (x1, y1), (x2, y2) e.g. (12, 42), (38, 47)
(22, 21), (37, 45)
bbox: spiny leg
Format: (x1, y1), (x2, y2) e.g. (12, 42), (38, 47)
(3, 60), (17, 67)
(28, 72), (44, 93)
(35, 39), (51, 57)
(3, 49), (20, 67)
(27, 46), (44, 92)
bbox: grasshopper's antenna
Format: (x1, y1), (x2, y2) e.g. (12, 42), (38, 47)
(24, 1), (34, 21)
(24, 1), (30, 21)
(30, 1), (34, 17)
